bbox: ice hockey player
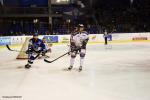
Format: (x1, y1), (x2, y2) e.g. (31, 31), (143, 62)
(25, 33), (46, 69)
(68, 24), (89, 72)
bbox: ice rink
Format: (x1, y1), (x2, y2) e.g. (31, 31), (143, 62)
(0, 42), (150, 100)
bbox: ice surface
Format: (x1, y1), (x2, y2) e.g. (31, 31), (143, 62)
(0, 43), (150, 100)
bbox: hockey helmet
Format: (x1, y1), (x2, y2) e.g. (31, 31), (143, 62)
(78, 24), (84, 27)
(33, 33), (39, 36)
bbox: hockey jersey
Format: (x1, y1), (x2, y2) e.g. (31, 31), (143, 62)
(71, 31), (89, 48)
(28, 38), (46, 52)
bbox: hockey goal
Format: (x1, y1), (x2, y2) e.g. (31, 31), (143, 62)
(16, 37), (31, 59)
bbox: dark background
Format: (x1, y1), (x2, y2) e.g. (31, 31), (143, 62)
(0, 0), (150, 36)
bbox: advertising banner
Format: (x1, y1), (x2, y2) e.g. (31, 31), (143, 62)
(0, 37), (11, 46)
(43, 36), (59, 43)
(59, 35), (70, 43)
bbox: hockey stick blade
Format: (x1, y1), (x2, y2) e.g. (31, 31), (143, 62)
(6, 44), (12, 51)
(44, 59), (53, 63)
(44, 51), (71, 63)
(6, 45), (26, 52)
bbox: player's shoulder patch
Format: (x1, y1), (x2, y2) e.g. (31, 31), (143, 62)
(72, 32), (78, 36)
(82, 31), (89, 35)
(37, 39), (43, 44)
(38, 38), (42, 42)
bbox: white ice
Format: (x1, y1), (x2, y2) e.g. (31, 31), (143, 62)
(0, 43), (150, 100)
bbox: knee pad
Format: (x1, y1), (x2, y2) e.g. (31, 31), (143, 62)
(80, 49), (86, 57)
(71, 52), (76, 58)
(28, 56), (35, 64)
(80, 53), (85, 57)
(30, 56), (35, 60)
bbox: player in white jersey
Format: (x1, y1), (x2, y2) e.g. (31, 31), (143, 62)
(67, 27), (78, 55)
(68, 24), (89, 72)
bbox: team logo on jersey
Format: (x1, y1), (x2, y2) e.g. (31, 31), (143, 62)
(33, 43), (39, 51)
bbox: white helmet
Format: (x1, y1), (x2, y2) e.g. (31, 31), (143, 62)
(78, 24), (84, 27)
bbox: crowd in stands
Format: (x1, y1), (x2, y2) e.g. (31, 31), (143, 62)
(0, 23), (100, 36)
(92, 0), (150, 33)
(0, 0), (150, 36)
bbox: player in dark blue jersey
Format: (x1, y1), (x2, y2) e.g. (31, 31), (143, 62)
(25, 33), (46, 69)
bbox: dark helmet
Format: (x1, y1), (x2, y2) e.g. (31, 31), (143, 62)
(33, 33), (38, 36)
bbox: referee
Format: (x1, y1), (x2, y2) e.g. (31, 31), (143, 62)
(103, 29), (108, 45)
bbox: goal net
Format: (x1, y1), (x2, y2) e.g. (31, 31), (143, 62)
(16, 37), (31, 59)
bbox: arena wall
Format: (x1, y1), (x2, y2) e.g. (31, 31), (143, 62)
(1, 32), (150, 46)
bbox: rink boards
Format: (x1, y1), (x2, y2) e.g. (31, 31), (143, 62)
(1, 32), (150, 46)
